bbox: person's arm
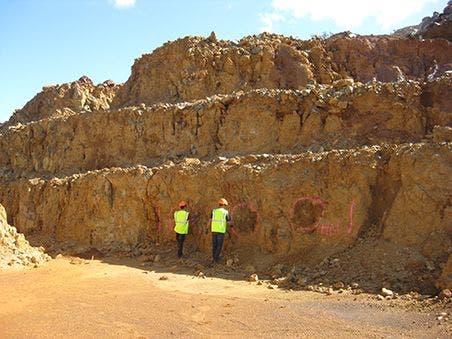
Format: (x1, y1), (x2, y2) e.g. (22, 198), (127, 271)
(226, 212), (231, 224)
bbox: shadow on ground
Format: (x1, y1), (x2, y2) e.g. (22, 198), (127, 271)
(29, 232), (443, 300)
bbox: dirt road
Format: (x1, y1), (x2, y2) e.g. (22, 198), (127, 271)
(0, 258), (450, 338)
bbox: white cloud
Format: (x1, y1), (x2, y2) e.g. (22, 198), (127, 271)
(270, 0), (440, 29)
(259, 12), (285, 32)
(113, 0), (136, 9)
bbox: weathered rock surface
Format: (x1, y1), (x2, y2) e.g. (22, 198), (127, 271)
(437, 255), (452, 290)
(0, 203), (50, 268)
(0, 78), (450, 176)
(0, 143), (449, 268)
(112, 34), (451, 108)
(382, 145), (451, 261)
(0, 25), (450, 294)
(393, 2), (452, 41)
(1, 76), (118, 130)
(325, 35), (451, 82)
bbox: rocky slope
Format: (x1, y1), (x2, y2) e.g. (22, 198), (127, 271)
(1, 142), (449, 260)
(1, 76), (118, 131)
(0, 77), (450, 176)
(0, 141), (449, 292)
(111, 33), (451, 108)
(0, 203), (50, 268)
(0, 19), (451, 293)
(394, 1), (452, 41)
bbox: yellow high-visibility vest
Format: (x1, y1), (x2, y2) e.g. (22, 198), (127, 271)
(174, 210), (189, 234)
(211, 207), (228, 233)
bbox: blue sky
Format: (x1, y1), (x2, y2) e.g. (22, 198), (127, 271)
(0, 0), (446, 123)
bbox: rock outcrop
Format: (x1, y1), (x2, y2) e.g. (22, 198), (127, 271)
(0, 18), (451, 292)
(1, 76), (118, 131)
(0, 203), (50, 268)
(437, 256), (452, 290)
(1, 143), (449, 263)
(0, 78), (450, 176)
(393, 1), (452, 41)
(111, 33), (451, 108)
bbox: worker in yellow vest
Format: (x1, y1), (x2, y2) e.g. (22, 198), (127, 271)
(174, 201), (190, 258)
(210, 198), (232, 263)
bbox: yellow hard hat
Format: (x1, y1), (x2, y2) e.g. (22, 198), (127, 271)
(218, 198), (228, 206)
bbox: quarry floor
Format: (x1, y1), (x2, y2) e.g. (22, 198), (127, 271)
(0, 257), (450, 338)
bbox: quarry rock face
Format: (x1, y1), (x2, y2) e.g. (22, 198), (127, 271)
(1, 143), (449, 265)
(0, 78), (450, 176)
(112, 33), (451, 108)
(394, 2), (452, 41)
(417, 1), (452, 40)
(437, 256), (452, 290)
(0, 28), (450, 292)
(0, 203), (50, 268)
(1, 76), (118, 131)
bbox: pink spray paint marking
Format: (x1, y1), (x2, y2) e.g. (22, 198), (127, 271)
(230, 202), (262, 239)
(317, 222), (341, 236)
(229, 227), (240, 239)
(189, 211), (202, 236)
(288, 196), (327, 233)
(156, 197), (356, 240)
(289, 196), (357, 237)
(229, 203), (247, 240)
(151, 205), (164, 242)
(348, 198), (356, 235)
(247, 202), (261, 236)
(167, 207), (176, 231)
(231, 203), (246, 219)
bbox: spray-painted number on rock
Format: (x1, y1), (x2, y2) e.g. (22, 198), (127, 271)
(289, 196), (357, 236)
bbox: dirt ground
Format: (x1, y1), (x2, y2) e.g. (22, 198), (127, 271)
(0, 257), (450, 338)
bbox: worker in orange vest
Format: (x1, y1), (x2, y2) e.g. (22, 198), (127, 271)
(174, 201), (190, 258)
(210, 198), (232, 263)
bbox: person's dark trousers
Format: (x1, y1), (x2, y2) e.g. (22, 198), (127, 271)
(176, 233), (186, 258)
(212, 232), (225, 263)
